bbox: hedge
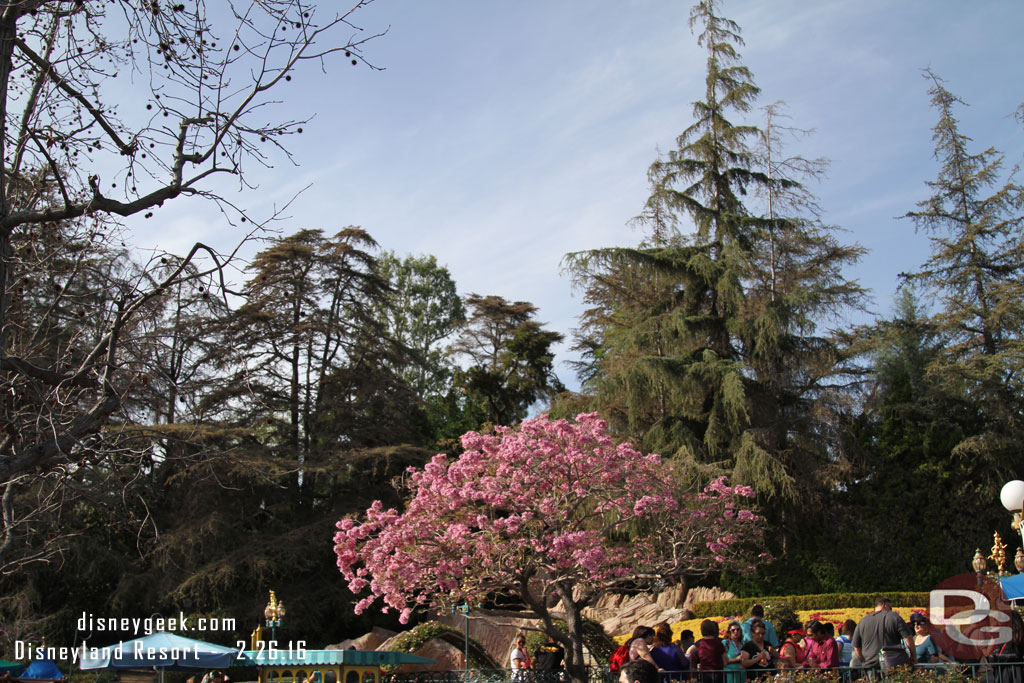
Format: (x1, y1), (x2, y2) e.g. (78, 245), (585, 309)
(691, 592), (932, 617)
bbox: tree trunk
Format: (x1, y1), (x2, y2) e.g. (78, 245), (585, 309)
(551, 582), (590, 683)
(563, 602), (589, 683)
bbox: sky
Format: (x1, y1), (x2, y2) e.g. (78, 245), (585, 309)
(130, 0), (1024, 390)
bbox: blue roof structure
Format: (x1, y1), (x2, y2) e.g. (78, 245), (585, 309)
(22, 656), (64, 680)
(1001, 574), (1024, 601)
(79, 632), (239, 671)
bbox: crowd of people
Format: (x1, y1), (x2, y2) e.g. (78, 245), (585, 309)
(614, 596), (1024, 683)
(508, 596), (1024, 683)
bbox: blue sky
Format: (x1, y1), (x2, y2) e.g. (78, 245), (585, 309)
(134, 0), (1024, 389)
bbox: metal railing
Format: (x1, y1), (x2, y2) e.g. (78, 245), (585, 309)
(383, 670), (598, 683)
(384, 663), (1024, 683)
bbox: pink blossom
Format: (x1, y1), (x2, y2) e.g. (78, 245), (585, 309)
(334, 412), (764, 634)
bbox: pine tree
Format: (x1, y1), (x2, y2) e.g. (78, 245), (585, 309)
(831, 290), (994, 590)
(445, 295), (564, 432)
(566, 0), (771, 465)
(214, 228), (392, 476)
(563, 0), (864, 559)
(903, 70), (1024, 472)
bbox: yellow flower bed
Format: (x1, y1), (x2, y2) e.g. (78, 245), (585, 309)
(615, 607), (929, 641)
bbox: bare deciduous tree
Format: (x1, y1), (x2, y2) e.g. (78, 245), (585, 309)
(0, 0), (385, 572)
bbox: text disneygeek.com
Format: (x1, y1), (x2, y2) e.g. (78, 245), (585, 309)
(76, 612), (236, 635)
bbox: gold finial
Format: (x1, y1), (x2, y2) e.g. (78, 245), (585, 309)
(264, 590), (277, 618)
(251, 625), (263, 650)
(973, 548), (987, 573)
(990, 532), (1009, 576)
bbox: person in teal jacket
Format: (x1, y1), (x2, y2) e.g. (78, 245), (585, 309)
(741, 605), (779, 649)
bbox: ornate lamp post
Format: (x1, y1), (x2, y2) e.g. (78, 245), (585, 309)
(973, 549), (988, 573)
(1000, 481), (1024, 538)
(973, 548), (988, 586)
(990, 532), (1009, 576)
(264, 590), (286, 641)
(1000, 481), (1024, 574)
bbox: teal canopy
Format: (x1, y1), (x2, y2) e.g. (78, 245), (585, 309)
(0, 660), (22, 675)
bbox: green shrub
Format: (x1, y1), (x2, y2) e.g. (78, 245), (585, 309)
(762, 669), (976, 683)
(691, 592), (930, 617)
(762, 601), (799, 634)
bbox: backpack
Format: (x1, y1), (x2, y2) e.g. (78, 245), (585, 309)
(609, 642), (631, 672)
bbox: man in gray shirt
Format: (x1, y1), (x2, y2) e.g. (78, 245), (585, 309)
(852, 597), (916, 669)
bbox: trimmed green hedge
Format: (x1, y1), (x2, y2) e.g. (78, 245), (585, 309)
(692, 592), (931, 617)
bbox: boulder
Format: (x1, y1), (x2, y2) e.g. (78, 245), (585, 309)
(327, 627), (397, 651)
(584, 585), (735, 637)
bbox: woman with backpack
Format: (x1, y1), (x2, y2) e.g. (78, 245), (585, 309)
(630, 626), (663, 670)
(611, 626), (663, 675)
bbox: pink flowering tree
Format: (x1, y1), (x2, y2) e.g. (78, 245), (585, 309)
(334, 413), (763, 683)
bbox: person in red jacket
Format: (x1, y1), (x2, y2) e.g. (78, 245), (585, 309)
(804, 621), (839, 669)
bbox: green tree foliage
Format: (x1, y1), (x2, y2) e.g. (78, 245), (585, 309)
(0, 430), (433, 652)
(827, 290), (996, 591)
(444, 295), (564, 435)
(215, 228), (393, 471)
(126, 265), (229, 429)
(902, 71), (1024, 469)
(0, 0), (388, 587)
(562, 0), (864, 563)
(375, 253), (464, 398)
(0, 0), (386, 512)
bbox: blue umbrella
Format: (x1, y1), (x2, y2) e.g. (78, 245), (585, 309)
(1001, 574), (1024, 601)
(21, 654), (63, 680)
(80, 632), (239, 682)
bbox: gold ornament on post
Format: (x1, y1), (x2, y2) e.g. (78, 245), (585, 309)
(264, 589), (286, 640)
(990, 532), (1009, 576)
(973, 548), (988, 574)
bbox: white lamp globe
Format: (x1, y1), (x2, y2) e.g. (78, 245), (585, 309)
(1001, 480), (1024, 512)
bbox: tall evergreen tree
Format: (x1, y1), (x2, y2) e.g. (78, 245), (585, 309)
(562, 0), (864, 565)
(830, 289), (993, 591)
(213, 228), (392, 478)
(566, 0), (770, 464)
(902, 70), (1024, 474)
